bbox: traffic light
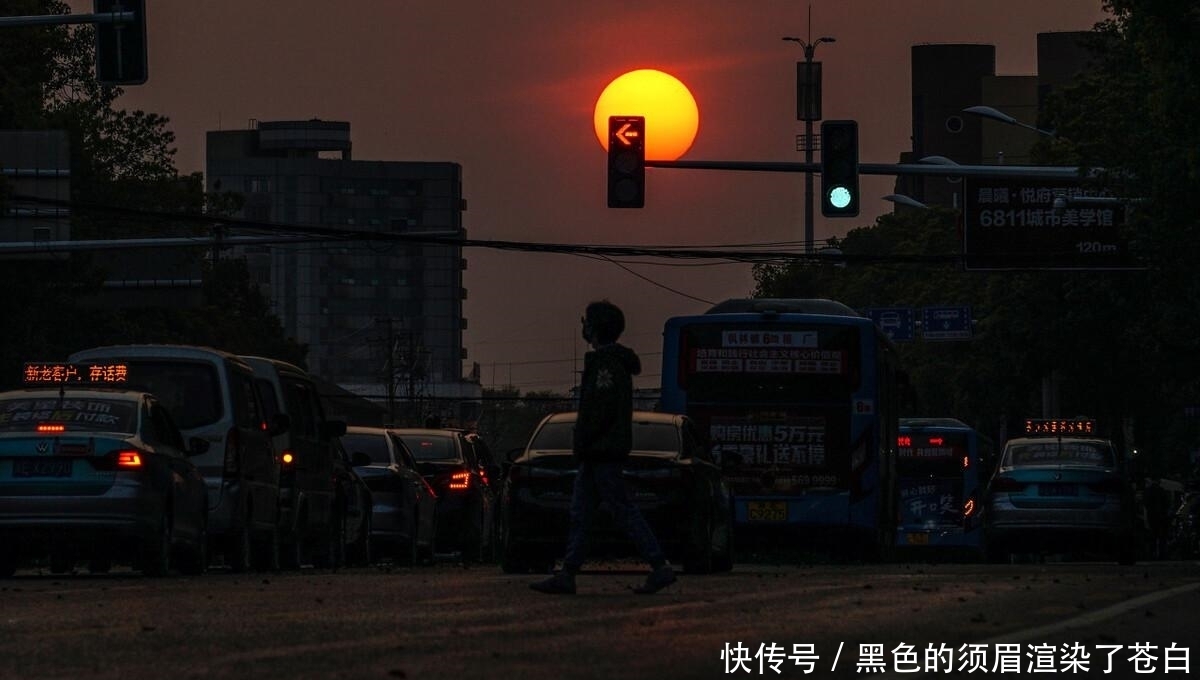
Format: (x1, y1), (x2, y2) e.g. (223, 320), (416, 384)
(94, 0), (147, 86)
(607, 116), (645, 208)
(820, 120), (859, 217)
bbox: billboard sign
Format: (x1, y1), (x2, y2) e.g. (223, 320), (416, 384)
(963, 178), (1139, 270)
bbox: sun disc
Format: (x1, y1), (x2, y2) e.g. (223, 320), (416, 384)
(593, 69), (699, 161)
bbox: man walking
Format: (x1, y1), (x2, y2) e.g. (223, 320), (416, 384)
(530, 300), (676, 595)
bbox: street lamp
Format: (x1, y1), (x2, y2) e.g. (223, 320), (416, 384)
(963, 105), (1056, 138)
(882, 193), (929, 210)
(783, 32), (836, 254)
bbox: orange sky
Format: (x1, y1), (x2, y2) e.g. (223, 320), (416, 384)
(69, 1), (1110, 392)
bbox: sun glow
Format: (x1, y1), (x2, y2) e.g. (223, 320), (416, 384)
(593, 69), (699, 161)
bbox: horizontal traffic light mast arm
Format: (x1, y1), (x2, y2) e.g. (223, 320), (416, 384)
(0, 11), (134, 28)
(645, 159), (1088, 180)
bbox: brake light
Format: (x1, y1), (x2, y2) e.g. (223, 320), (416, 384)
(37, 423), (66, 434)
(963, 496), (976, 518)
(990, 476), (1023, 493)
(116, 450), (143, 468)
(962, 455), (970, 469)
(449, 471), (471, 491)
(223, 427), (240, 476)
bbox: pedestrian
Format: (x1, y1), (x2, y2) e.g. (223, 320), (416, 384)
(530, 300), (676, 595)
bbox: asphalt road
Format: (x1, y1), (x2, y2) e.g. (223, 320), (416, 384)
(1, 559), (1197, 680)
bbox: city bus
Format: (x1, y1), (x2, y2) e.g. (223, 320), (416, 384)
(896, 418), (994, 557)
(660, 298), (905, 559)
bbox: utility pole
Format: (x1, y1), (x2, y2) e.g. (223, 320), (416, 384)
(784, 5), (836, 254)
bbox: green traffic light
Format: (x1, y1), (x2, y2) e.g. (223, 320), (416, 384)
(829, 186), (853, 210)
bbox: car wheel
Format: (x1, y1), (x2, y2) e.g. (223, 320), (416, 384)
(711, 512), (735, 573)
(87, 556), (112, 574)
(348, 513), (372, 567)
(49, 551), (75, 575)
(252, 524), (280, 572)
(281, 511), (307, 570)
(398, 513), (419, 567)
(0, 550), (18, 578)
(228, 511), (254, 573)
(313, 507), (344, 569)
(178, 516), (208, 576)
(419, 515), (438, 565)
(140, 514), (172, 577)
(682, 512), (714, 574)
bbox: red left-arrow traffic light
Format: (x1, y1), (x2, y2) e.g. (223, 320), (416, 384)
(607, 116), (645, 209)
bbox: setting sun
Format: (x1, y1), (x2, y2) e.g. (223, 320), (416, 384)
(593, 69), (699, 161)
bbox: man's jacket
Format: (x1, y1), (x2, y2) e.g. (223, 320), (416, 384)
(573, 343), (641, 462)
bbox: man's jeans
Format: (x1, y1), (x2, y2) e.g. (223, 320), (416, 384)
(562, 460), (666, 572)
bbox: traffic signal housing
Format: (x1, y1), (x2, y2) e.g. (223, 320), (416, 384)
(607, 116), (645, 208)
(94, 0), (148, 86)
(820, 120), (859, 217)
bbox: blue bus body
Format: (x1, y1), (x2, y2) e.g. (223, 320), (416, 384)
(660, 299), (902, 557)
(896, 418), (991, 553)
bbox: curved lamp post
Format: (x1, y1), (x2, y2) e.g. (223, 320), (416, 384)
(963, 105), (1056, 138)
(783, 33), (836, 254)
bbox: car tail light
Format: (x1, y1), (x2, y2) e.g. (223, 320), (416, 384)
(448, 470), (471, 491)
(961, 455), (970, 469)
(281, 450), (295, 466)
(990, 475), (1023, 493)
(37, 423), (66, 434)
(116, 450), (143, 468)
(962, 496), (977, 518)
(223, 427), (240, 476)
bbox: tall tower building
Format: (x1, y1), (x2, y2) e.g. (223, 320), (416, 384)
(206, 119), (478, 423)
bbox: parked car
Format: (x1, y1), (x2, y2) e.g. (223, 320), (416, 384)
(69, 345), (282, 571)
(983, 427), (1137, 564)
(331, 437), (374, 567)
(0, 377), (209, 577)
(498, 411), (734, 575)
(391, 428), (499, 562)
(342, 426), (438, 565)
(242, 356), (351, 569)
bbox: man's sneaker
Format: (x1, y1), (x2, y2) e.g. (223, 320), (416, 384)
(633, 565), (677, 594)
(530, 571), (576, 595)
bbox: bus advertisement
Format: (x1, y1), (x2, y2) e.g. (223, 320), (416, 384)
(660, 299), (903, 558)
(896, 418), (993, 556)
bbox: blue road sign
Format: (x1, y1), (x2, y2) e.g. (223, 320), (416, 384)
(921, 306), (972, 341)
(865, 307), (915, 342)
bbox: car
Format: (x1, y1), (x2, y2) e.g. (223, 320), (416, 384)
(68, 345), (283, 572)
(331, 436), (374, 567)
(391, 428), (499, 562)
(498, 411), (734, 575)
(983, 419), (1137, 564)
(241, 356), (352, 569)
(342, 426), (438, 565)
(0, 367), (209, 577)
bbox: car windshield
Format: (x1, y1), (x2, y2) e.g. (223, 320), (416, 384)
(529, 421), (679, 453)
(1006, 440), (1114, 468)
(397, 434), (459, 461)
(0, 396), (137, 433)
(342, 433), (391, 465)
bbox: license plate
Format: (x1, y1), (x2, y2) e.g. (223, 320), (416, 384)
(1039, 483), (1078, 497)
(747, 501), (787, 522)
(13, 458), (72, 478)
(905, 532), (930, 545)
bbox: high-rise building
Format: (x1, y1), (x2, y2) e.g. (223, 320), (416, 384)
(206, 119), (479, 424)
(896, 32), (1095, 209)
